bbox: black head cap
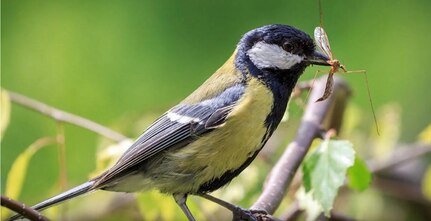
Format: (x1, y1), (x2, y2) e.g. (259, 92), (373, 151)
(235, 24), (328, 74)
(240, 24), (315, 55)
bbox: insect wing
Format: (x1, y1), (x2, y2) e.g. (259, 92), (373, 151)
(314, 26), (333, 59)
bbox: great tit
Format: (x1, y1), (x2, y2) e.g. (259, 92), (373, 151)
(9, 24), (330, 221)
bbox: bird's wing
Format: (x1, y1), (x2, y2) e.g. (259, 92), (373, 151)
(93, 84), (245, 188)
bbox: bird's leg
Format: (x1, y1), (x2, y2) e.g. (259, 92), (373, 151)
(199, 193), (267, 221)
(173, 194), (196, 221)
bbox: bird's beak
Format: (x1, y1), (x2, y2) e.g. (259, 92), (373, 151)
(305, 51), (331, 66)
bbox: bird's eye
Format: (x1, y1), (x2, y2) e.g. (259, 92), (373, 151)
(282, 42), (295, 52)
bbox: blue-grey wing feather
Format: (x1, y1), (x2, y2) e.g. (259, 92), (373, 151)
(93, 84), (245, 188)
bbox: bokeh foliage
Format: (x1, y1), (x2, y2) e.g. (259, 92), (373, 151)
(2, 0), (431, 220)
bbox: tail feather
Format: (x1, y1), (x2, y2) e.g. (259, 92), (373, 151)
(8, 181), (95, 221)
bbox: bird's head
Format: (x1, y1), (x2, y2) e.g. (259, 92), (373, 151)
(235, 24), (330, 76)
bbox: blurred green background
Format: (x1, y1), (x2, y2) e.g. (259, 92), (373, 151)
(2, 0), (431, 220)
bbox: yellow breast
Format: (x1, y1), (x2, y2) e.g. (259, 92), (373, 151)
(164, 77), (274, 192)
(137, 51), (275, 194)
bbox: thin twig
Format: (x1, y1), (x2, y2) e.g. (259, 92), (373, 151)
(251, 76), (351, 214)
(1, 195), (49, 221)
(8, 90), (128, 142)
(370, 143), (431, 173)
(281, 201), (301, 221)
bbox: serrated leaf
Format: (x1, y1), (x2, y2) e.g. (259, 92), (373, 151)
(347, 157), (372, 191)
(422, 166), (431, 200)
(1, 89), (11, 141)
(302, 139), (355, 216)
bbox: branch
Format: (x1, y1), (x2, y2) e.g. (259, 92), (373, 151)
(281, 204), (356, 221)
(1, 195), (49, 221)
(367, 143), (431, 206)
(370, 143), (431, 173)
(281, 201), (301, 221)
(251, 76), (352, 214)
(8, 90), (128, 142)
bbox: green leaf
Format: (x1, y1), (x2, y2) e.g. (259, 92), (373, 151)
(347, 157), (372, 191)
(422, 166), (431, 201)
(0, 89), (11, 141)
(302, 139), (355, 216)
(1, 137), (56, 220)
(418, 124), (431, 144)
(1, 150), (34, 220)
(137, 191), (200, 221)
(137, 191), (170, 221)
(5, 149), (35, 199)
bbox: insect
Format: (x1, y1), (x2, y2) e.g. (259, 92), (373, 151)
(314, 0), (379, 134)
(313, 26), (353, 102)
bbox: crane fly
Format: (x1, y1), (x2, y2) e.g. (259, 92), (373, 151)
(313, 0), (379, 133)
(314, 26), (350, 102)
(313, 25), (380, 134)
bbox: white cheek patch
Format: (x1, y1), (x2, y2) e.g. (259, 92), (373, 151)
(247, 41), (304, 70)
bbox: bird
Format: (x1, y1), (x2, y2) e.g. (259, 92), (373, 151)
(9, 24), (330, 221)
